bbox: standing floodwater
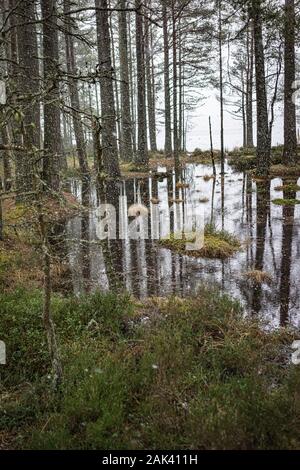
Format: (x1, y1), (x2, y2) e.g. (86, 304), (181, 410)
(65, 161), (300, 328)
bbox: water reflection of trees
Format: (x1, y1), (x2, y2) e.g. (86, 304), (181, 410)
(65, 168), (299, 327)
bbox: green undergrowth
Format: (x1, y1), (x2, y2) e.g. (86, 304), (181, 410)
(270, 164), (300, 177)
(0, 287), (299, 450)
(158, 224), (241, 259)
(274, 184), (300, 192)
(272, 198), (300, 206)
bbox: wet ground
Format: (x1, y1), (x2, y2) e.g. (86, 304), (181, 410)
(61, 160), (300, 328)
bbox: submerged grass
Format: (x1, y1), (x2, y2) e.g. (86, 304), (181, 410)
(0, 288), (299, 450)
(158, 224), (241, 259)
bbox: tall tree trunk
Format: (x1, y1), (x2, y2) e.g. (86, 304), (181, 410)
(242, 71), (247, 148)
(162, 2), (172, 157)
(135, 1), (148, 165)
(283, 0), (297, 165)
(251, 0), (270, 176)
(95, 0), (120, 177)
(150, 22), (158, 150)
(128, 13), (137, 155)
(64, 0), (88, 175)
(178, 21), (183, 153)
(172, 1), (179, 173)
(0, 1), (13, 191)
(41, 0), (61, 191)
(145, 5), (157, 153)
(246, 20), (254, 148)
(118, 0), (134, 161)
(0, 126), (13, 191)
(109, 13), (122, 158)
(16, 0), (41, 195)
(218, 0), (225, 175)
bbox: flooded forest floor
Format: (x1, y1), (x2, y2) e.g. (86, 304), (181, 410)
(1, 151), (300, 449)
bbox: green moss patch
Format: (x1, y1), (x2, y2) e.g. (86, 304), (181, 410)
(272, 198), (300, 206)
(270, 165), (300, 177)
(159, 225), (241, 259)
(274, 184), (300, 192)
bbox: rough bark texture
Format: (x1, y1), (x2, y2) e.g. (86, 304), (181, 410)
(95, 0), (120, 177)
(162, 2), (172, 157)
(218, 0), (225, 175)
(251, 0), (270, 176)
(15, 0), (41, 194)
(64, 0), (88, 175)
(283, 0), (297, 165)
(172, 1), (180, 174)
(118, 0), (133, 161)
(135, 1), (148, 165)
(145, 8), (157, 153)
(246, 20), (254, 148)
(41, 0), (61, 191)
(0, 125), (13, 191)
(279, 182), (296, 325)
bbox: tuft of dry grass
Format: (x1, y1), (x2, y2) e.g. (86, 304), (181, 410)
(270, 164), (300, 177)
(244, 270), (273, 285)
(274, 184), (300, 192)
(176, 182), (190, 189)
(169, 198), (183, 204)
(203, 175), (215, 182)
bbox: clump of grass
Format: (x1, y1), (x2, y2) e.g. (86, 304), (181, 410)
(203, 175), (215, 182)
(176, 182), (190, 189)
(169, 198), (183, 204)
(244, 270), (273, 285)
(121, 162), (149, 175)
(228, 155), (257, 172)
(159, 224), (241, 259)
(274, 184), (300, 192)
(270, 164), (300, 177)
(272, 198), (300, 206)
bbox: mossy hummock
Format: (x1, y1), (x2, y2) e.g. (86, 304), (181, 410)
(159, 225), (241, 259)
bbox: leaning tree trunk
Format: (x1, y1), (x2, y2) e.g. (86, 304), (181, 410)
(118, 0), (134, 161)
(283, 0), (297, 165)
(64, 0), (88, 175)
(135, 1), (148, 166)
(15, 0), (41, 195)
(41, 0), (61, 192)
(251, 0), (270, 176)
(162, 2), (172, 157)
(95, 0), (120, 177)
